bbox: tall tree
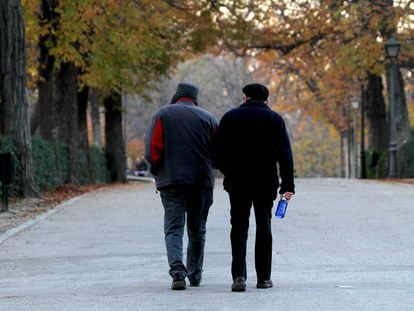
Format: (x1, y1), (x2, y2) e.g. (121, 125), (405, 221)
(90, 89), (102, 149)
(0, 0), (37, 196)
(210, 0), (413, 176)
(34, 0), (58, 140)
(54, 61), (79, 183)
(366, 74), (389, 151)
(22, 0), (207, 183)
(380, 0), (411, 176)
(25, 0), (84, 184)
(104, 93), (126, 182)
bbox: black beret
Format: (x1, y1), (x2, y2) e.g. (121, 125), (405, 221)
(242, 83), (269, 101)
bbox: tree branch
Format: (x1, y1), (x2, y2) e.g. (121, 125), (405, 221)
(247, 33), (323, 56)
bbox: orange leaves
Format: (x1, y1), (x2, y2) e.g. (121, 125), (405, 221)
(213, 0), (412, 133)
(127, 139), (144, 162)
(287, 111), (341, 177)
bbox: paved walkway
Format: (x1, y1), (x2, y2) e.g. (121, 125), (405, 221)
(0, 179), (414, 310)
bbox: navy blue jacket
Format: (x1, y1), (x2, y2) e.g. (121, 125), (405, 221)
(213, 99), (295, 199)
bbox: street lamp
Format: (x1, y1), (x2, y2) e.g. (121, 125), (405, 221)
(385, 36), (400, 178)
(385, 36), (400, 59)
(351, 99), (359, 178)
(346, 107), (352, 178)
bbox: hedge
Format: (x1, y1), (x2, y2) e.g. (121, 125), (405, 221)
(0, 135), (108, 196)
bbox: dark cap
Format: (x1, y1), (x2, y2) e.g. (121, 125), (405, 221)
(242, 83), (269, 101)
(171, 83), (199, 104)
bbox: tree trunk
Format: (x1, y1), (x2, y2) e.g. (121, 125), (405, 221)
(395, 67), (411, 145)
(55, 62), (79, 184)
(365, 74), (389, 151)
(385, 64), (411, 177)
(30, 100), (40, 135)
(0, 0), (37, 196)
(78, 86), (89, 151)
(104, 93), (126, 183)
(37, 52), (55, 140)
(36, 0), (57, 141)
(90, 89), (103, 149)
(78, 86), (93, 183)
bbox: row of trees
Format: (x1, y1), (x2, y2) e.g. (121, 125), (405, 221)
(126, 0), (414, 177)
(1, 0), (216, 196)
(210, 0), (413, 173)
(126, 54), (342, 177)
(1, 0), (413, 197)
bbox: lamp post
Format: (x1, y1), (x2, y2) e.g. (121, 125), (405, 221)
(385, 36), (400, 178)
(351, 99), (359, 178)
(340, 130), (346, 178)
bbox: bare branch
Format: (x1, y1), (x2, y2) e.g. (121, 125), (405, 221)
(247, 33), (323, 56)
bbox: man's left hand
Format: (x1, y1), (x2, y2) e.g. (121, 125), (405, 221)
(281, 192), (294, 201)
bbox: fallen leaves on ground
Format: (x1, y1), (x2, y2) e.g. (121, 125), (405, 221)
(1, 183), (118, 235)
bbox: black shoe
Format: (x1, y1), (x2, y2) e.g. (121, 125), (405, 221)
(188, 278), (201, 287)
(171, 276), (186, 290)
(189, 281), (200, 287)
(257, 279), (273, 289)
(231, 276), (246, 292)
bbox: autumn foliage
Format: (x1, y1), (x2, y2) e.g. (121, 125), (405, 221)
(8, 0), (414, 182)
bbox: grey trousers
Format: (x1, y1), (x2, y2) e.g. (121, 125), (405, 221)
(160, 186), (213, 282)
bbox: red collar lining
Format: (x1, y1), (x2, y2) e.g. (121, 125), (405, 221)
(176, 97), (195, 104)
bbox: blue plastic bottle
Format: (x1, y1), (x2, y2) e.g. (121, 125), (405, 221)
(275, 197), (288, 219)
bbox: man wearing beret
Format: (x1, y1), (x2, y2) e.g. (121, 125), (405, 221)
(213, 83), (295, 292)
(145, 83), (218, 290)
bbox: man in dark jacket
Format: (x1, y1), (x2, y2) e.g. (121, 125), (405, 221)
(145, 83), (218, 290)
(213, 83), (295, 292)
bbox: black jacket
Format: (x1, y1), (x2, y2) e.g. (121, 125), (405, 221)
(212, 99), (295, 199)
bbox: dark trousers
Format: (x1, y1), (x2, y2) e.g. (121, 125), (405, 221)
(229, 191), (273, 282)
(160, 186), (213, 282)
